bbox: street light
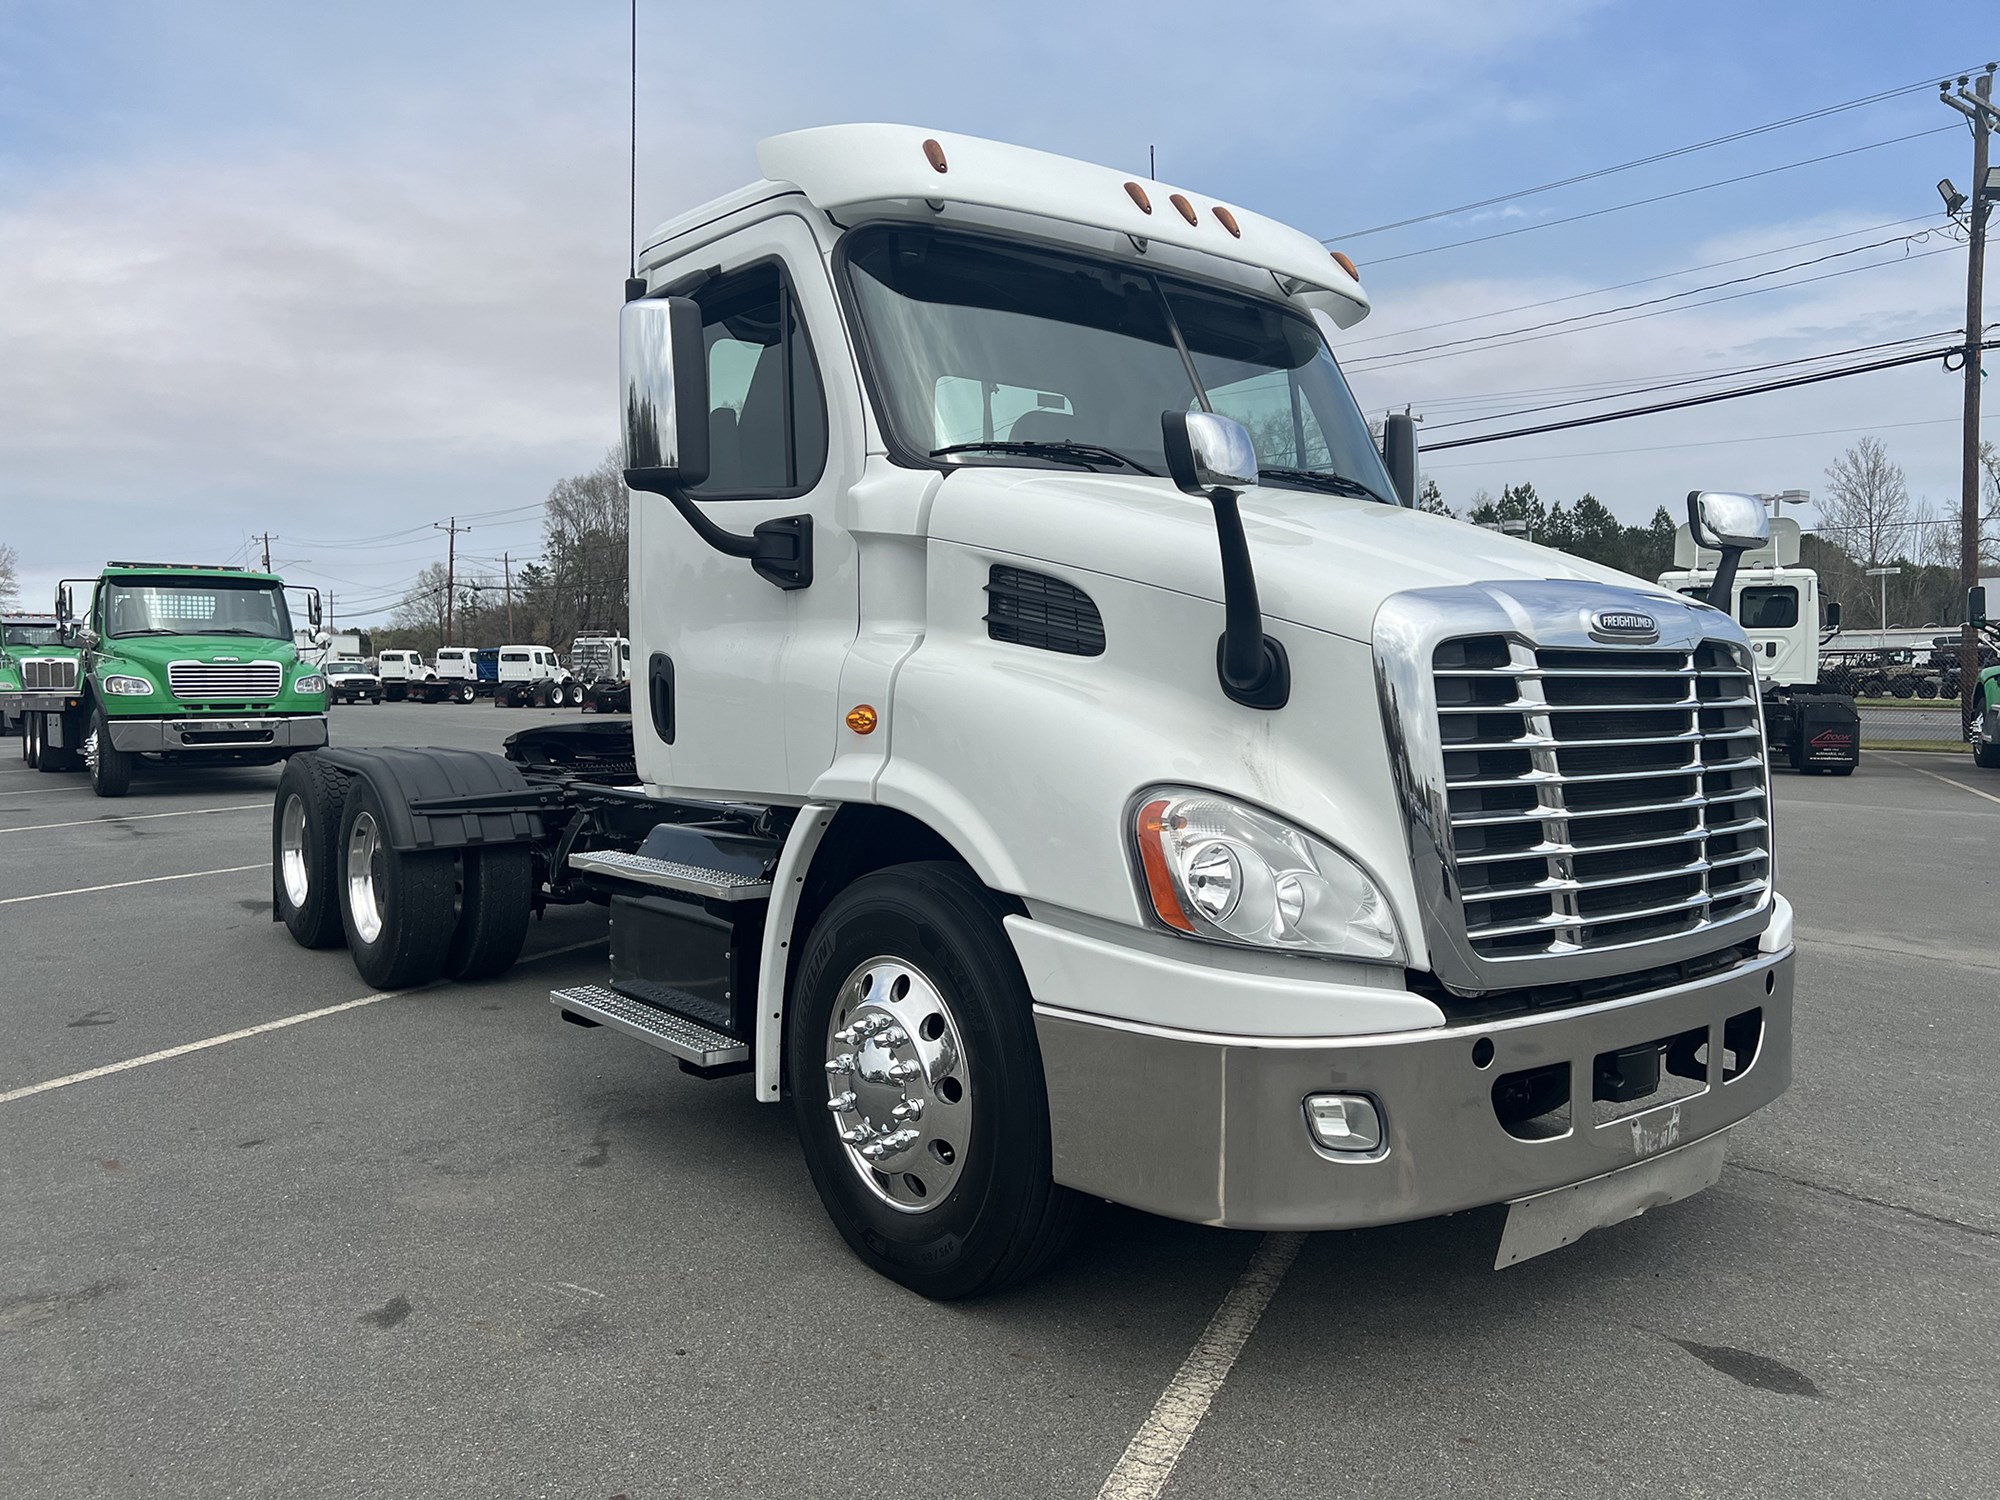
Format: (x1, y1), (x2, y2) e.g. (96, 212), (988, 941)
(1759, 489), (1810, 518)
(1939, 177), (1967, 216)
(1865, 565), (1903, 630)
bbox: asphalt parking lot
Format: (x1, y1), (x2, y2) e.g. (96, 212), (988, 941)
(4, 703), (1996, 1499)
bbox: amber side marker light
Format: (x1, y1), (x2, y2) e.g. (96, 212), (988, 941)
(1331, 250), (1360, 281)
(1136, 798), (1196, 933)
(923, 138), (948, 173)
(1169, 193), (1198, 226)
(1124, 181), (1153, 214)
(845, 704), (879, 734)
(1212, 205), (1242, 237)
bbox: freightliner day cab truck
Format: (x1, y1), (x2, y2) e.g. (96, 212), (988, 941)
(21, 563), (329, 797)
(267, 127), (1794, 1298)
(1, 614), (78, 741)
(1659, 518), (1860, 776)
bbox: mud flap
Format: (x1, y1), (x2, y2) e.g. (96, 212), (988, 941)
(1495, 1133), (1727, 1268)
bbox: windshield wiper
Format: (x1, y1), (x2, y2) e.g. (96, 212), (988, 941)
(199, 628), (278, 637)
(932, 439), (1155, 475)
(1257, 467), (1394, 505)
(110, 628), (180, 637)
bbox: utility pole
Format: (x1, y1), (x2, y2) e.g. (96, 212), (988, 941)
(254, 532), (276, 571)
(1942, 65), (1998, 734)
(502, 552), (515, 640)
(433, 516), (471, 647)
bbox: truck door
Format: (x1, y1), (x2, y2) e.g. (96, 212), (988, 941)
(631, 215), (861, 800)
(1738, 582), (1807, 685)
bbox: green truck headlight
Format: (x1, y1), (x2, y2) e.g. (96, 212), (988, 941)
(294, 674), (327, 695)
(103, 675), (154, 696)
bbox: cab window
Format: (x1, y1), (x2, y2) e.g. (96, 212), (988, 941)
(688, 262), (828, 499)
(1739, 586), (1799, 629)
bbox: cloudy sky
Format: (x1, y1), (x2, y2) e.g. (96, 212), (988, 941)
(1, 1), (1992, 621)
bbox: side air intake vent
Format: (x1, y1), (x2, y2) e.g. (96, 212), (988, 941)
(985, 566), (1105, 657)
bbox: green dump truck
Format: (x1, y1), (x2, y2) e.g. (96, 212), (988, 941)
(18, 562), (331, 796)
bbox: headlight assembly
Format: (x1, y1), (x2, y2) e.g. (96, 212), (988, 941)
(1132, 788), (1403, 962)
(294, 674), (327, 695)
(102, 674), (154, 696)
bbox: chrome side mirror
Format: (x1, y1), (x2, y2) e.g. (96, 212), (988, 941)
(620, 296), (711, 489)
(1163, 410), (1258, 495)
(1688, 491), (1770, 552)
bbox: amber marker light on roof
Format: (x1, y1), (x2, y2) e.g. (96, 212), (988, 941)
(1212, 205), (1241, 237)
(1124, 181), (1153, 213)
(1331, 251), (1360, 281)
(1169, 193), (1198, 225)
(923, 138), (948, 173)
(845, 704), (879, 734)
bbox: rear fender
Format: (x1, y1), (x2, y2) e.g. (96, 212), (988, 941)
(314, 746), (551, 851)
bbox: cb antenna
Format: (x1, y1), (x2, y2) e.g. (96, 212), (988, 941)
(625, 0), (643, 300)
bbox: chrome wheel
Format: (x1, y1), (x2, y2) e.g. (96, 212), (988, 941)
(345, 809), (386, 945)
(823, 956), (972, 1214)
(279, 793), (311, 908)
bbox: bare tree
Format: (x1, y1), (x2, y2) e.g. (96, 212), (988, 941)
(389, 562), (452, 649)
(1820, 437), (1915, 571)
(0, 543), (18, 612)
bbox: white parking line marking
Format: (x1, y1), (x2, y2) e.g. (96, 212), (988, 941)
(0, 864), (266, 905)
(1095, 1231), (1305, 1500)
(0, 936), (609, 1106)
(0, 802), (265, 834)
(1879, 754), (2000, 808)
(0, 786), (96, 798)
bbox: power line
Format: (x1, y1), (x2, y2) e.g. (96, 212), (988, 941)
(1349, 243), (1963, 373)
(1416, 329), (1963, 433)
(1359, 126), (1960, 268)
(1422, 409), (1986, 470)
(1337, 215), (1941, 349)
(1424, 339), (1997, 451)
(1328, 68), (1979, 241)
(1343, 224), (1951, 366)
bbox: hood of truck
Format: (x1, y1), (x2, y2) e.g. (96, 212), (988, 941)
(100, 634), (300, 671)
(927, 469), (1668, 642)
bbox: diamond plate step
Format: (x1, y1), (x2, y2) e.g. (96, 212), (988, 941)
(567, 849), (773, 901)
(551, 984), (749, 1067)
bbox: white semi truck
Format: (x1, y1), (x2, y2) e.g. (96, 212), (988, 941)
(571, 633), (632, 713)
(265, 127), (1793, 1298)
(1659, 517), (1860, 775)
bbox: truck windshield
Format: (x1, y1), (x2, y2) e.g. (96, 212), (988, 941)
(843, 225), (1397, 501)
(4, 624), (63, 647)
(103, 580), (292, 640)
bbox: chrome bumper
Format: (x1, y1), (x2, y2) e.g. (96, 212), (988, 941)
(107, 714), (329, 753)
(1033, 948), (1792, 1231)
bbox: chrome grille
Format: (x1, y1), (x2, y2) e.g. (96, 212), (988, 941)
(22, 657), (78, 690)
(1434, 635), (1770, 962)
(167, 660), (282, 700)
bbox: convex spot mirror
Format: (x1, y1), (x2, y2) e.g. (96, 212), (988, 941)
(620, 295), (711, 492)
(1688, 490), (1770, 552)
(1163, 410), (1258, 495)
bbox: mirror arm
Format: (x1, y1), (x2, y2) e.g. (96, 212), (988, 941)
(1706, 547), (1743, 613)
(1206, 488), (1290, 710)
(631, 473), (814, 592)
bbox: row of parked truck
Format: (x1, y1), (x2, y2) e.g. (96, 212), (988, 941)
(323, 637), (632, 711)
(0, 561), (634, 796)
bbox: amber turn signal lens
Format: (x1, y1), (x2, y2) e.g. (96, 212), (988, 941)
(1330, 250), (1360, 281)
(1135, 798), (1196, 933)
(1124, 180), (1153, 214)
(923, 138), (948, 173)
(845, 704), (879, 734)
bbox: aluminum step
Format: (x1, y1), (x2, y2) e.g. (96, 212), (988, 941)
(567, 849), (773, 901)
(550, 984), (749, 1068)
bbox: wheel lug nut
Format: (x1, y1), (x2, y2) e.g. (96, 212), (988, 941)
(828, 1091), (857, 1114)
(858, 1127), (921, 1162)
(890, 1098), (923, 1122)
(886, 1059), (922, 1082)
(825, 1053), (855, 1077)
(879, 1026), (909, 1047)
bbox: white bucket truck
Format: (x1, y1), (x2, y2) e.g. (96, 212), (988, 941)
(266, 127), (1793, 1298)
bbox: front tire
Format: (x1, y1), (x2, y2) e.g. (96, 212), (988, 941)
(87, 706), (133, 797)
(338, 778), (457, 989)
(788, 862), (1081, 1299)
(273, 755), (348, 948)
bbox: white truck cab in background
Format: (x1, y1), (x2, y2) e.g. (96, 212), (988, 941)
(277, 126), (1794, 1298)
(495, 645), (581, 707)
